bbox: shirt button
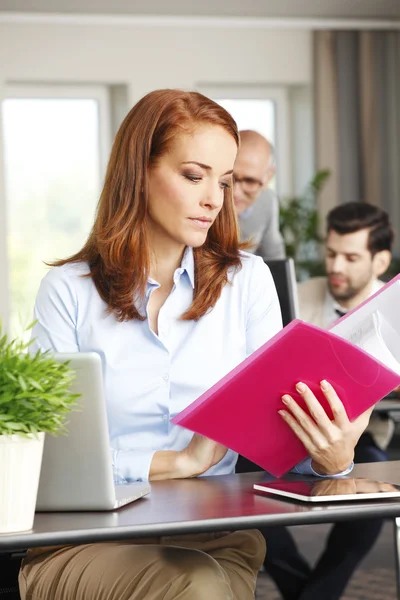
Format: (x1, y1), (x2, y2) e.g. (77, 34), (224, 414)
(163, 414), (169, 421)
(162, 373), (169, 381)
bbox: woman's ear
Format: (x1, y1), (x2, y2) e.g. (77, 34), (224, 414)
(372, 250), (392, 278)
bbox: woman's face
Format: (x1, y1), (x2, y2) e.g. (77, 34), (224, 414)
(147, 124), (237, 250)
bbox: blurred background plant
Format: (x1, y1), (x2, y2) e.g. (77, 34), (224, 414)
(279, 169), (400, 281)
(279, 169), (329, 280)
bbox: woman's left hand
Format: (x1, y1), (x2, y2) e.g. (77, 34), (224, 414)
(279, 380), (373, 475)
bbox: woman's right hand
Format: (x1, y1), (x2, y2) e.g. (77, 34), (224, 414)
(178, 433), (228, 478)
(149, 434), (228, 481)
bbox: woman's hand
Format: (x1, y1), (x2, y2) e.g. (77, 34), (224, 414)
(278, 380), (373, 476)
(149, 434), (228, 481)
(178, 433), (228, 478)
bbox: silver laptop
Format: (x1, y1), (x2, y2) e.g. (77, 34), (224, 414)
(36, 352), (150, 511)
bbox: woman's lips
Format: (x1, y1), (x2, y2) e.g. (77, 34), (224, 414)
(189, 218), (212, 230)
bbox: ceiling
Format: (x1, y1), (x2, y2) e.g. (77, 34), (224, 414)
(0, 0), (399, 19)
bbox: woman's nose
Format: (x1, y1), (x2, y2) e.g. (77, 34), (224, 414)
(201, 183), (223, 210)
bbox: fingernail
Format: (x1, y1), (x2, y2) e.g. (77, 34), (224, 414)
(320, 380), (329, 391)
(281, 395), (290, 405)
(296, 382), (306, 393)
(278, 410), (287, 417)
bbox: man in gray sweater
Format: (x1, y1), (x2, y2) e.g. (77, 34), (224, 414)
(234, 130), (285, 259)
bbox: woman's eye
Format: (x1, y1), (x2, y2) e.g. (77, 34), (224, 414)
(184, 174), (202, 183)
(219, 182), (231, 190)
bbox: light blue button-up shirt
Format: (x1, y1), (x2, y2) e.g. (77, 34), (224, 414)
(31, 247), (353, 482)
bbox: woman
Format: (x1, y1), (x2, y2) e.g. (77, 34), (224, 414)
(20, 89), (371, 600)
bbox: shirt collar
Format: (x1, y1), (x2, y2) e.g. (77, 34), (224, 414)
(239, 205), (255, 220)
(180, 246), (195, 289)
(146, 246), (195, 291)
(324, 278), (383, 324)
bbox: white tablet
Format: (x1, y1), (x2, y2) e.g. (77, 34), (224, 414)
(253, 477), (400, 503)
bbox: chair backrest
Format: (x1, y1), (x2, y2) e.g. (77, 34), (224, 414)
(264, 258), (300, 326)
(235, 454), (263, 473)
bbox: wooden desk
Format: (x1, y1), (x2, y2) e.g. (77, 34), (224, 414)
(2, 461), (400, 596)
(0, 461), (400, 551)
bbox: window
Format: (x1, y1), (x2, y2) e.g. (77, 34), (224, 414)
(1, 85), (111, 337)
(213, 98), (276, 190)
(213, 99), (275, 146)
(197, 86), (292, 197)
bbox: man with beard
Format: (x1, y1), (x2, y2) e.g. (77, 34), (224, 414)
(257, 202), (396, 600)
(233, 130), (285, 259)
(299, 202), (393, 333)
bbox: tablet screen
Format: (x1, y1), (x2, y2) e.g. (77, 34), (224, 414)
(253, 477), (400, 502)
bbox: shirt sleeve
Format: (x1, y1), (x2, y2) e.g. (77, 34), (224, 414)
(245, 256), (283, 356)
(255, 191), (286, 260)
(112, 448), (156, 483)
(30, 267), (80, 353)
(292, 457), (355, 478)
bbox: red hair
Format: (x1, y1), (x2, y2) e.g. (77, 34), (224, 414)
(52, 89), (247, 321)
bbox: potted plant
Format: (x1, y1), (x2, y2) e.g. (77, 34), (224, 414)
(279, 170), (330, 280)
(0, 325), (78, 533)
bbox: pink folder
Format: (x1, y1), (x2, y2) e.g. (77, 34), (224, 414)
(172, 319), (400, 477)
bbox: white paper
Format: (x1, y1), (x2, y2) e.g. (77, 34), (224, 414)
(339, 310), (400, 375)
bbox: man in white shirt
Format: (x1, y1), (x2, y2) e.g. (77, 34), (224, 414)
(299, 204), (392, 329)
(256, 202), (395, 600)
(233, 130), (285, 259)
(298, 201), (394, 449)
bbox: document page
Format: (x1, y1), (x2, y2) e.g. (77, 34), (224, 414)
(341, 310), (400, 375)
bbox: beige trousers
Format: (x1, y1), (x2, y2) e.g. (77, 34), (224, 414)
(19, 529), (266, 600)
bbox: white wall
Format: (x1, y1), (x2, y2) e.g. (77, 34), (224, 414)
(0, 21), (312, 325)
(0, 23), (312, 98)
(290, 85), (315, 195)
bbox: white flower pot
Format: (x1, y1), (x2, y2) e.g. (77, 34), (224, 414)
(0, 432), (45, 533)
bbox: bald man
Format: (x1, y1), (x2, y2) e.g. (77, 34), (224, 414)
(234, 130), (285, 259)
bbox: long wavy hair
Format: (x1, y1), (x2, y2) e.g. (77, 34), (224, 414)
(51, 89), (246, 321)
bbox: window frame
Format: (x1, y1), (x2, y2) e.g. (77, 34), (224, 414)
(0, 83), (111, 332)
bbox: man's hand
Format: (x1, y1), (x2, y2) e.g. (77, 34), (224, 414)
(279, 380), (372, 475)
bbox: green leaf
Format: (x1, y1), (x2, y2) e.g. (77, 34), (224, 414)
(0, 323), (79, 435)
(4, 422), (28, 430)
(27, 378), (44, 391)
(17, 375), (28, 391)
(0, 393), (15, 404)
(279, 169), (330, 262)
(4, 371), (18, 383)
(25, 320), (37, 331)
